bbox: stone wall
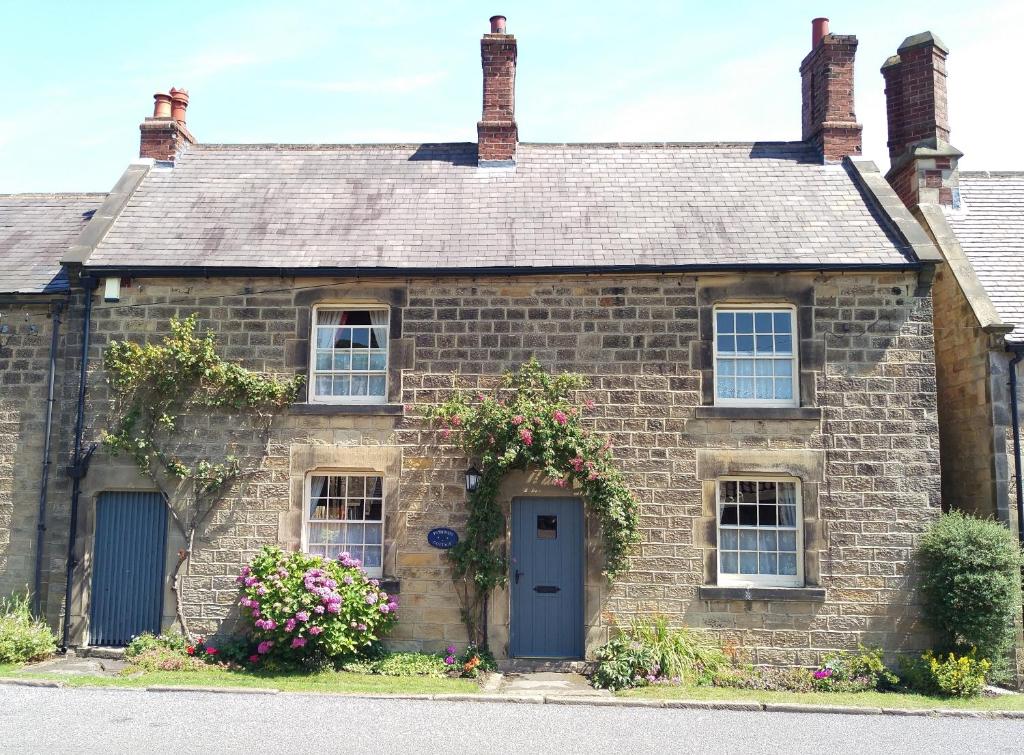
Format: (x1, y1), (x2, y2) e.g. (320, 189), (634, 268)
(0, 299), (75, 620)
(64, 270), (942, 664)
(930, 263), (1011, 521)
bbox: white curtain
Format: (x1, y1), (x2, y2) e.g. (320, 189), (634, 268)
(368, 309), (388, 351)
(309, 475), (329, 518)
(778, 483), (797, 526)
(317, 309), (345, 332)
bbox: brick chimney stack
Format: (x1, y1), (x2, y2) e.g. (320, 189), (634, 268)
(140, 87), (196, 162)
(477, 15), (518, 166)
(799, 18), (863, 163)
(881, 32), (962, 209)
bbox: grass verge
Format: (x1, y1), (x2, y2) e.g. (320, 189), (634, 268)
(3, 665), (479, 695)
(620, 684), (1024, 710)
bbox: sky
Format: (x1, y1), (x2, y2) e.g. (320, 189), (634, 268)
(1, 0), (1019, 193)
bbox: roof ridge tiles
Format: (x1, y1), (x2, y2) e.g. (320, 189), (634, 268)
(189, 140), (811, 152)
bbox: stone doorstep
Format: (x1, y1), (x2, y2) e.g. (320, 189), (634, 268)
(75, 646), (126, 661)
(498, 659), (594, 675)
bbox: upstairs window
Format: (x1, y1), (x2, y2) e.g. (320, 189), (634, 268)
(714, 307), (797, 407)
(310, 307), (389, 403)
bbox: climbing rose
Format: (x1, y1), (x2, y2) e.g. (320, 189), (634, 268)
(512, 415), (525, 425)
(552, 409), (568, 425)
(186, 646), (195, 655)
(519, 428), (533, 446)
(205, 647), (218, 656)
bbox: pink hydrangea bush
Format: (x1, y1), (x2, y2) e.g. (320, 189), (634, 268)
(237, 546), (397, 665)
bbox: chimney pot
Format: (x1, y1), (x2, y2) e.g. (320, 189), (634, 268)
(811, 17), (830, 48)
(169, 87), (189, 124)
(489, 15), (507, 34)
(153, 92), (172, 118)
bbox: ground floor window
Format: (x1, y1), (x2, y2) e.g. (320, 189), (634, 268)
(305, 473), (384, 577)
(717, 477), (801, 587)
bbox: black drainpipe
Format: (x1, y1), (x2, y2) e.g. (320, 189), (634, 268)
(1008, 345), (1024, 546)
(31, 299), (64, 617)
(61, 276), (98, 651)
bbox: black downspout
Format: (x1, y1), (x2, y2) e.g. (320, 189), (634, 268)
(1008, 346), (1024, 546)
(61, 277), (97, 651)
(32, 299), (64, 617)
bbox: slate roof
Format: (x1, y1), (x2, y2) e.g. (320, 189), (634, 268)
(948, 172), (1024, 340)
(83, 142), (917, 272)
(0, 194), (105, 293)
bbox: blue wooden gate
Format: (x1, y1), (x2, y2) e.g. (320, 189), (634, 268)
(89, 492), (168, 646)
(510, 497), (584, 658)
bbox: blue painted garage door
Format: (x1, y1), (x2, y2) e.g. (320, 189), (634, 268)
(510, 497), (584, 658)
(89, 492), (168, 646)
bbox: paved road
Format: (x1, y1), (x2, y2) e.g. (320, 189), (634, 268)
(1, 686), (1021, 754)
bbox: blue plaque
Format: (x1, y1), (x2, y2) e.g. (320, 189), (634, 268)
(427, 527), (459, 549)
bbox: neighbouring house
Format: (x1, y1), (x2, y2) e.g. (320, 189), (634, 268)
(0, 193), (103, 624)
(7, 17), (948, 666)
(879, 32), (1024, 673)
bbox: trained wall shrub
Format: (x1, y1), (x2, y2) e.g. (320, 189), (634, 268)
(238, 547), (397, 667)
(916, 512), (1022, 679)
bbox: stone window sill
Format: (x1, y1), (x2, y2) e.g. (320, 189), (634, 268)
(693, 406), (822, 421)
(289, 403), (405, 416)
(698, 586), (826, 602)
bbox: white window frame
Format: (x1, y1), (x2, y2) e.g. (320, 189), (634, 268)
(302, 470), (385, 578)
(716, 476), (803, 588)
(308, 304), (390, 405)
(712, 304), (799, 408)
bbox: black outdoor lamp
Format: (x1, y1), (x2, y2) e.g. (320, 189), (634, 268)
(464, 465), (482, 494)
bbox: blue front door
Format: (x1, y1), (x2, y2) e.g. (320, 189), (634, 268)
(89, 492), (168, 646)
(510, 497), (584, 658)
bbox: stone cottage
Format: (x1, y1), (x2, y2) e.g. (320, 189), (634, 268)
(5, 17), (947, 665)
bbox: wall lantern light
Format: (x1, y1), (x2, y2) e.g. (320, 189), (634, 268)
(465, 465), (482, 494)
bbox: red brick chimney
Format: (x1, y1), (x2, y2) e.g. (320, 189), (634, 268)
(881, 32), (962, 208)
(799, 18), (863, 163)
(140, 87), (196, 162)
(477, 15), (518, 166)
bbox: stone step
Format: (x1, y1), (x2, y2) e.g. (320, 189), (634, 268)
(75, 646), (126, 660)
(498, 659), (594, 675)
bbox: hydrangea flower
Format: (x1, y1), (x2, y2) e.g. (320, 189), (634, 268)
(365, 592), (379, 605)
(285, 619), (297, 632)
(295, 611), (310, 622)
(291, 637), (307, 649)
(444, 655), (456, 665)
(257, 641), (273, 654)
(309, 626), (323, 636)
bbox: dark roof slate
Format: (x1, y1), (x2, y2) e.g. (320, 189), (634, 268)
(948, 172), (1024, 339)
(85, 142), (915, 271)
(0, 194), (105, 293)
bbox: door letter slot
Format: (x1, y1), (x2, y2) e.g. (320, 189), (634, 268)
(533, 585), (560, 594)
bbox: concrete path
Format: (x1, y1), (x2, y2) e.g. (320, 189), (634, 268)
(2, 686), (1022, 754)
(16, 653), (127, 676)
(497, 672), (609, 697)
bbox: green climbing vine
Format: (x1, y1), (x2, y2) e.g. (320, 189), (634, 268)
(422, 358), (640, 648)
(102, 314), (303, 638)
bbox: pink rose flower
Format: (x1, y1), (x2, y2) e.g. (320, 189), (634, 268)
(519, 428), (533, 446)
(512, 415), (525, 425)
(553, 410), (568, 425)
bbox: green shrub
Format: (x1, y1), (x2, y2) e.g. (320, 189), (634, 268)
(900, 651), (991, 698)
(0, 592), (57, 664)
(454, 642), (497, 678)
(343, 652), (450, 678)
(125, 632), (187, 658)
(812, 646), (899, 692)
(128, 647), (206, 673)
(917, 512), (1023, 679)
(712, 665), (816, 693)
(592, 617), (728, 690)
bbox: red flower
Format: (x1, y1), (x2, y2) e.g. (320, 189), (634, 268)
(249, 654), (261, 664)
(186, 646), (195, 655)
(205, 647), (218, 655)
